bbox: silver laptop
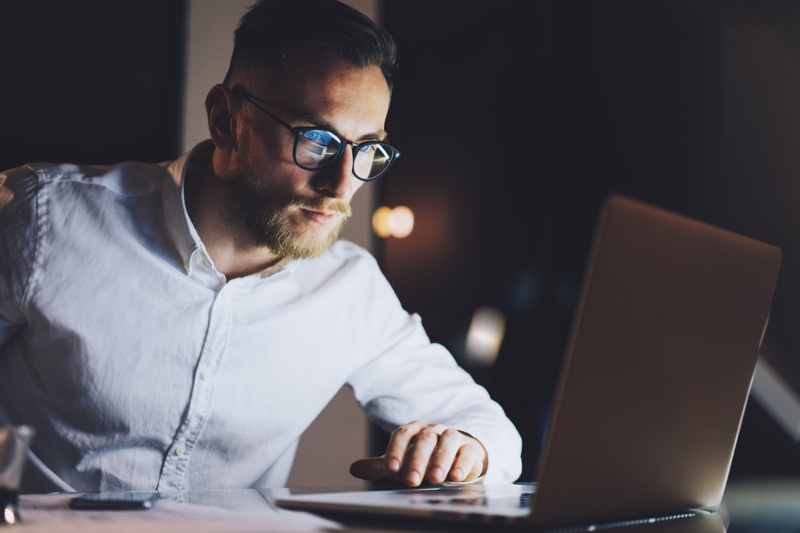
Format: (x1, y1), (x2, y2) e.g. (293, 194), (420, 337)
(275, 194), (781, 531)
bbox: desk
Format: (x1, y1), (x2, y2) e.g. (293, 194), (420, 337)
(9, 478), (800, 532)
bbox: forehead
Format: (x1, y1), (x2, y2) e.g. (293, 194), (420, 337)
(251, 53), (391, 137)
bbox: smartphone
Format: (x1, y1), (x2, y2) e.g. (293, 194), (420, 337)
(68, 491), (159, 510)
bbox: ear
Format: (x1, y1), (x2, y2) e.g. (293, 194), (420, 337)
(205, 84), (237, 149)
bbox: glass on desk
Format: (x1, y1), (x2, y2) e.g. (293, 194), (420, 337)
(0, 425), (33, 526)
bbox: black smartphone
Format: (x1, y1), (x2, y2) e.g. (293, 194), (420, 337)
(68, 491), (159, 510)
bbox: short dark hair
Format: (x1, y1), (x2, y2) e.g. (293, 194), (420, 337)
(224, 0), (398, 91)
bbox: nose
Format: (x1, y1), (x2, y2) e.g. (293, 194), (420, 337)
(311, 146), (360, 200)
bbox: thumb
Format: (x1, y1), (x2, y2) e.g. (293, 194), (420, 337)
(349, 456), (390, 481)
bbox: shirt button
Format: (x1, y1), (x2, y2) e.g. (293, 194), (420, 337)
(182, 259), (190, 270)
(174, 444), (187, 456)
(200, 370), (210, 382)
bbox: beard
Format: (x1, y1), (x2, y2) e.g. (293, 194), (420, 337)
(225, 170), (352, 260)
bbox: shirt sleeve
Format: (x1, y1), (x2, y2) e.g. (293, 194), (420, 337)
(0, 166), (40, 347)
(346, 259), (523, 484)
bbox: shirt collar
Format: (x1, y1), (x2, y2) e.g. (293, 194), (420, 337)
(163, 140), (211, 272)
(162, 140), (299, 283)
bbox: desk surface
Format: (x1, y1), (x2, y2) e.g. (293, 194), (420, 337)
(10, 477), (800, 532)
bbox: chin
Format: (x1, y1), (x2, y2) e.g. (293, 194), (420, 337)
(277, 226), (342, 260)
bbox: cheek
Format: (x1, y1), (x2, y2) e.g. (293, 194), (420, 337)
(233, 141), (308, 193)
(237, 122), (292, 170)
(250, 165), (313, 200)
(352, 177), (366, 196)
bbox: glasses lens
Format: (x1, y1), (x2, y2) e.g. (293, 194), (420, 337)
(354, 142), (396, 180)
(295, 130), (342, 168)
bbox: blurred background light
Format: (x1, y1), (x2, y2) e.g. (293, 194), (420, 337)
(464, 305), (506, 367)
(372, 206), (392, 238)
(372, 205), (415, 238)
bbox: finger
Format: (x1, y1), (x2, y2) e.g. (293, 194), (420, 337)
(384, 421), (427, 474)
(349, 456), (390, 481)
(449, 442), (485, 482)
(400, 424), (447, 487)
(425, 428), (463, 484)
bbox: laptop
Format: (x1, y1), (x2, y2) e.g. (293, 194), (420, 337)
(275, 193), (782, 531)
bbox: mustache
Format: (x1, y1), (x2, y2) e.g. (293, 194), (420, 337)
(292, 198), (352, 218)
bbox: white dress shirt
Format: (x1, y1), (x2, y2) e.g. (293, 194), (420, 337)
(0, 141), (522, 492)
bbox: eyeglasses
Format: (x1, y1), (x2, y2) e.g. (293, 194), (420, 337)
(232, 87), (400, 181)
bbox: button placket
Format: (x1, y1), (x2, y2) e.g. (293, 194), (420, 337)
(157, 288), (233, 490)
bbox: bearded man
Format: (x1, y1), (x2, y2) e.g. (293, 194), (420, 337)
(0, 0), (522, 492)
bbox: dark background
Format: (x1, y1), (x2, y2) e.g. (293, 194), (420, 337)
(0, 1), (185, 169)
(3, 0), (800, 484)
(378, 0), (800, 481)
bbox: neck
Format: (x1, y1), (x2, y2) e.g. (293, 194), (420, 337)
(184, 154), (283, 279)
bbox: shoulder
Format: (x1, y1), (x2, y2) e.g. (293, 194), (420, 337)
(11, 160), (166, 198)
(2, 159), (168, 204)
(1, 160), (168, 243)
(0, 165), (48, 229)
(0, 166), (48, 309)
(289, 239), (389, 292)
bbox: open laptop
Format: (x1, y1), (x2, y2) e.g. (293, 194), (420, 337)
(275, 194), (782, 531)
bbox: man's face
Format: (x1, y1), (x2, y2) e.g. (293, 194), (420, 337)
(224, 53), (392, 260)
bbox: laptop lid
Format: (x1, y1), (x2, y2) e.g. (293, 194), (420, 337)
(528, 193), (781, 527)
(275, 194), (781, 530)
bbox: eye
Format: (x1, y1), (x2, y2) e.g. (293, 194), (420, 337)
(303, 130), (336, 145)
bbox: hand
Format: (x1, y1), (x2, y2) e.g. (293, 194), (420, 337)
(349, 420), (488, 487)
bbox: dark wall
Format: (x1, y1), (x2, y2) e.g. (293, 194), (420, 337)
(0, 1), (186, 170)
(380, 0), (800, 481)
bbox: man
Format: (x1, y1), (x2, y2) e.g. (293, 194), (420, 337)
(0, 0), (522, 492)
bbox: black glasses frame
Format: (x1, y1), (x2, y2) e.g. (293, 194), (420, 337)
(231, 86), (400, 181)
